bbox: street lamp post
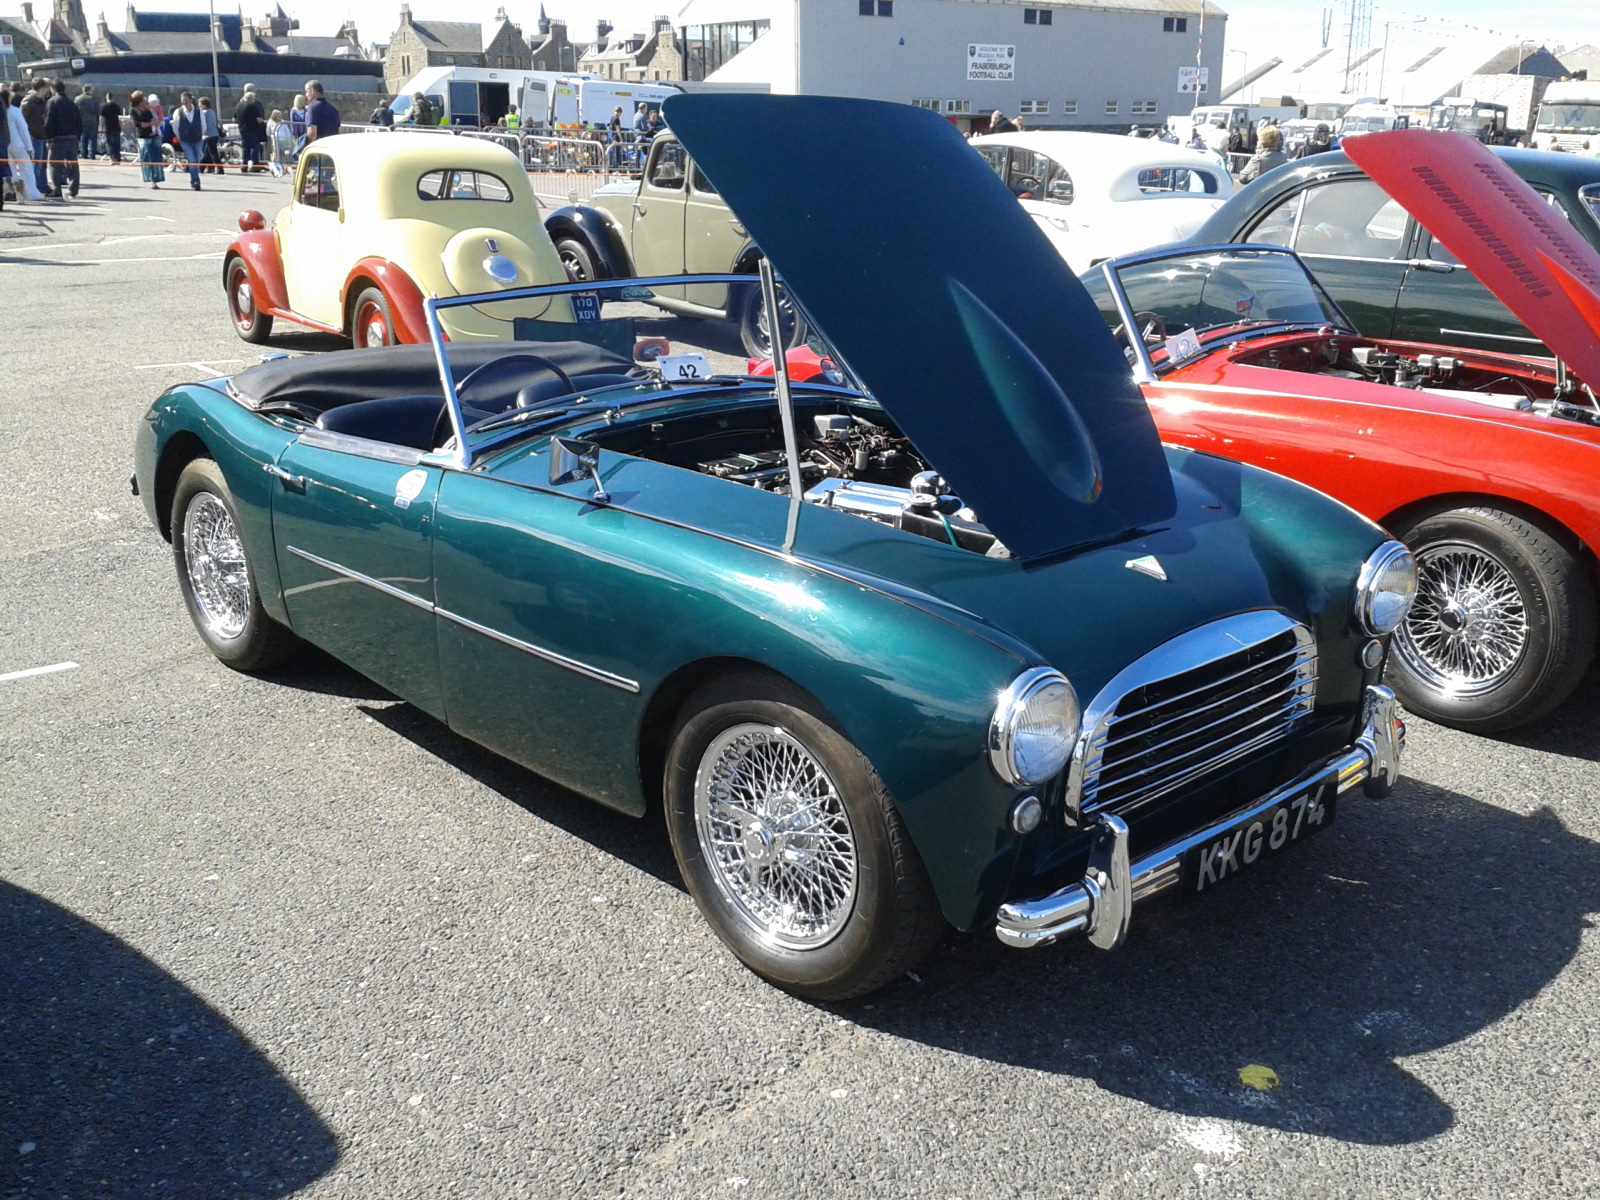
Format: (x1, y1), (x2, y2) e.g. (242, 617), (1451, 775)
(208, 0), (221, 110)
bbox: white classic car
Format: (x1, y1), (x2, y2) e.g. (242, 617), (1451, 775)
(972, 131), (1234, 272)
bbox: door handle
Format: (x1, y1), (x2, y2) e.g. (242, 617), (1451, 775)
(728, 218), (747, 235)
(1410, 259), (1456, 273)
(633, 202), (646, 216)
(264, 463), (307, 490)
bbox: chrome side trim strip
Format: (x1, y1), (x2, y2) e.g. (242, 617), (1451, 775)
(436, 606), (640, 693)
(284, 545), (639, 693)
(285, 545), (433, 612)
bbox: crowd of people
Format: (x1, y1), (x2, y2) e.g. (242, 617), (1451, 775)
(0, 77), (341, 206)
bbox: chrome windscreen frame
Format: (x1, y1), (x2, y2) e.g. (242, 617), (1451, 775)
(423, 272), (770, 471)
(1095, 242), (1361, 384)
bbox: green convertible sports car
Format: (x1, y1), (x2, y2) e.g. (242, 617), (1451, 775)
(133, 95), (1412, 1000)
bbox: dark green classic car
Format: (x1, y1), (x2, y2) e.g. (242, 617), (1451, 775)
(133, 95), (1412, 1000)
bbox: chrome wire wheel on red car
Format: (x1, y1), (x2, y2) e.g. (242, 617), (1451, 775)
(225, 256), (273, 344)
(351, 286), (394, 348)
(1390, 507), (1596, 732)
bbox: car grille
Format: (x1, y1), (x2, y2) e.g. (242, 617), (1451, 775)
(1069, 612), (1317, 820)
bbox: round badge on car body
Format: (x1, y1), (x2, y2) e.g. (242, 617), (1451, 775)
(483, 254), (519, 283)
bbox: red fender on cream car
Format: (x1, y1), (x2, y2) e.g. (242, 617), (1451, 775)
(341, 259), (432, 347)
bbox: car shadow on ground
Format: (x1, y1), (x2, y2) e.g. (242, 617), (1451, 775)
(263, 330), (349, 354)
(1483, 664), (1600, 763)
(0, 880), (338, 1200)
(840, 779), (1600, 1146)
(357, 699), (682, 889)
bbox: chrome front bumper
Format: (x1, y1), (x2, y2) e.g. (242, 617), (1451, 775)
(994, 684), (1404, 951)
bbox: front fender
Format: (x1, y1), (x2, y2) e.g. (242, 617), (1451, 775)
(341, 259), (432, 344)
(227, 231), (289, 314)
(544, 205), (632, 277)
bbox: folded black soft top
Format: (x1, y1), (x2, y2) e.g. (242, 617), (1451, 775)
(229, 341), (644, 417)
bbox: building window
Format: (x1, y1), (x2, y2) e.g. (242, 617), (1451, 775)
(859, 0), (893, 14)
(1019, 99), (1049, 115)
(944, 99), (971, 114)
(683, 19), (771, 80)
(1062, 99), (1077, 115)
(1023, 8), (1053, 24)
(1104, 99), (1118, 114)
(1132, 99), (1158, 114)
(911, 98), (940, 111)
(401, 53), (411, 75)
(1162, 17), (1188, 32)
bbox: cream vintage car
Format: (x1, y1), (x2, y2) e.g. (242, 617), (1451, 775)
(972, 131), (1235, 273)
(224, 132), (571, 347)
(542, 132), (806, 359)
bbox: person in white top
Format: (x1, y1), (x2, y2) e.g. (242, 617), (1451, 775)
(4, 88), (43, 201)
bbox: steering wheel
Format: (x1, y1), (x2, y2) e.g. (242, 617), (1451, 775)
(1111, 310), (1169, 352)
(1011, 175), (1041, 197)
(453, 353), (575, 411)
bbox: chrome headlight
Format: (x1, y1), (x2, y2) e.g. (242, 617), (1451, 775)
(1355, 540), (1417, 636)
(988, 667), (1080, 787)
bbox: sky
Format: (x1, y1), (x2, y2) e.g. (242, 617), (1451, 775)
(9, 0), (1597, 63)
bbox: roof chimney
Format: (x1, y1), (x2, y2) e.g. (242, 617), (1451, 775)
(495, 6), (507, 22)
(21, 1), (34, 22)
(96, 11), (109, 40)
(399, 3), (412, 26)
(597, 18), (611, 45)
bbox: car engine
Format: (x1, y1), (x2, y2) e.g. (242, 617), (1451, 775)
(694, 412), (1007, 554)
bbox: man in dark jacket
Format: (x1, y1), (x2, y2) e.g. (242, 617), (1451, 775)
(234, 86), (266, 172)
(75, 84), (100, 158)
(21, 80), (49, 194)
(42, 79), (84, 198)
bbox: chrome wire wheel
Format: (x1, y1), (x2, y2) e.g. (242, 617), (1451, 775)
(1395, 540), (1529, 698)
(693, 723), (858, 950)
(182, 492), (251, 641)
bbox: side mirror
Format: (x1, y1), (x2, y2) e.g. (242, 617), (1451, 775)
(549, 436), (610, 504)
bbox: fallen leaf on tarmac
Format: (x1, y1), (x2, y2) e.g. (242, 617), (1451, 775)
(1238, 1064), (1280, 1090)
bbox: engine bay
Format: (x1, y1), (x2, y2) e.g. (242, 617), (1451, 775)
(588, 396), (1008, 555)
(1235, 335), (1600, 423)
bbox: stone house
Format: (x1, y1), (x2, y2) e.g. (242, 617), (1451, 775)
(578, 17), (683, 83)
(384, 4), (530, 95)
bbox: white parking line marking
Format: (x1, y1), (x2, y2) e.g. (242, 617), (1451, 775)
(134, 359), (251, 372)
(0, 661), (80, 683)
(7, 251), (226, 265)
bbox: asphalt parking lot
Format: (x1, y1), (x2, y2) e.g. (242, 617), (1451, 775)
(3, 164), (1599, 1200)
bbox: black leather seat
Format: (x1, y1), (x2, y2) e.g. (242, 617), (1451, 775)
(315, 395), (445, 450)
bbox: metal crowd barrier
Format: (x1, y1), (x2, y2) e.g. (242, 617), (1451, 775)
(338, 122), (649, 202)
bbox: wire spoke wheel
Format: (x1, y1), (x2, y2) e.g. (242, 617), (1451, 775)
(182, 492), (252, 640)
(694, 723), (858, 950)
(1396, 540), (1529, 697)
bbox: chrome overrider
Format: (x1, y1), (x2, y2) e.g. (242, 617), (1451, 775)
(995, 684), (1404, 950)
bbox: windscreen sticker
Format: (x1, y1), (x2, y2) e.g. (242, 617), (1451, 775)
(1163, 331), (1201, 363)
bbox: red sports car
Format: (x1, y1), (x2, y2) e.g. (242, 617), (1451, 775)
(767, 131), (1600, 732)
(1088, 131), (1600, 733)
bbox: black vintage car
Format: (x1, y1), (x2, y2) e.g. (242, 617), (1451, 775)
(1181, 145), (1600, 355)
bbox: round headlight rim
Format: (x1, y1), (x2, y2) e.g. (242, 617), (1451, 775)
(1356, 538), (1417, 637)
(988, 665), (1081, 789)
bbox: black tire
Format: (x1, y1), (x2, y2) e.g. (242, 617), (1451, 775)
(349, 285), (394, 348)
(664, 672), (945, 1001)
(225, 256), (274, 344)
(172, 459), (300, 672)
(734, 279), (807, 360)
(555, 236), (601, 284)
(1389, 506), (1596, 732)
